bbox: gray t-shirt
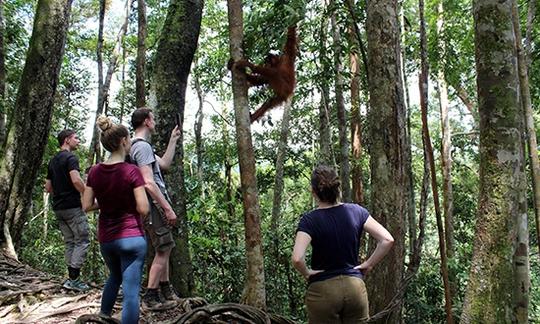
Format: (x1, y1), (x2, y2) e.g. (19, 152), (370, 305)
(129, 139), (168, 196)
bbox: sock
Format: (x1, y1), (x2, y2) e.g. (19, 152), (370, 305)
(159, 281), (170, 287)
(145, 288), (159, 297)
(68, 267), (80, 280)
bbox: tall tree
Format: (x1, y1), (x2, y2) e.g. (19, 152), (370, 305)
(516, 0), (540, 256)
(365, 0), (409, 320)
(462, 0), (529, 321)
(346, 0), (367, 205)
(419, 0), (454, 320)
(88, 0), (131, 165)
(0, 0), (73, 258)
(193, 64), (204, 198)
(226, 0), (266, 309)
(149, 0), (203, 297)
(0, 0), (5, 150)
(136, 0), (147, 107)
(330, 1), (351, 202)
(318, 6), (332, 166)
(436, 0), (454, 258)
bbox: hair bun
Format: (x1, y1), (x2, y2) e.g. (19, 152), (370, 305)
(97, 115), (113, 132)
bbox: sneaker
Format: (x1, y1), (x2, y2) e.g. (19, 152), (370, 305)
(62, 279), (72, 289)
(142, 292), (176, 311)
(64, 278), (90, 292)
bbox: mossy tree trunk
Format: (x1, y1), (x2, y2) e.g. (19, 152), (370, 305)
(461, 0), (529, 321)
(365, 0), (409, 321)
(136, 0), (146, 108)
(149, 0), (203, 297)
(226, 0), (266, 309)
(0, 0), (73, 258)
(0, 0), (5, 152)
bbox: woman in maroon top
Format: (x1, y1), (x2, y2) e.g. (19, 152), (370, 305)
(83, 116), (149, 323)
(292, 165), (394, 323)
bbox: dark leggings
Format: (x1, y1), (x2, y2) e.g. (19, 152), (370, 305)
(100, 236), (147, 323)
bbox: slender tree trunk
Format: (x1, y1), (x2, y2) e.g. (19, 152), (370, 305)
(462, 0), (529, 321)
(436, 0), (454, 259)
(349, 27), (364, 205)
(0, 0), (5, 152)
(193, 66), (204, 198)
(270, 98), (292, 235)
(0, 0), (73, 258)
(148, 0), (202, 298)
(318, 5), (332, 166)
(89, 0), (131, 165)
(226, 0), (266, 309)
(511, 1), (534, 319)
(419, 0), (454, 321)
(524, 0), (536, 67)
(221, 108), (235, 220)
(330, 3), (351, 202)
(365, 0), (408, 320)
(136, 0), (146, 108)
(269, 98), (292, 307)
(453, 83), (478, 123)
(516, 0), (540, 257)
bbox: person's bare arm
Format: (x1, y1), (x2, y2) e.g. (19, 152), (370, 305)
(158, 126), (181, 172)
(355, 216), (394, 274)
(139, 164), (177, 226)
(82, 186), (99, 212)
(45, 179), (53, 193)
(69, 170), (85, 194)
(133, 186), (149, 218)
(291, 231), (323, 280)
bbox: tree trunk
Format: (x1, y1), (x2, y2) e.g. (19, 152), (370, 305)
(511, 1), (533, 319)
(0, 0), (73, 258)
(330, 2), (351, 202)
(270, 98), (292, 236)
(318, 6), (332, 166)
(419, 0), (454, 320)
(349, 27), (364, 205)
(148, 0), (202, 298)
(226, 0), (266, 309)
(0, 0), (5, 152)
(88, 0), (131, 165)
(136, 0), (146, 108)
(193, 65), (204, 198)
(346, 0), (367, 205)
(436, 0), (455, 259)
(461, 0), (529, 321)
(365, 0), (408, 320)
(221, 108), (235, 221)
(516, 0), (540, 257)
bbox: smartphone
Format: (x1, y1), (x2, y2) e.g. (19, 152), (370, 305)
(175, 113), (181, 127)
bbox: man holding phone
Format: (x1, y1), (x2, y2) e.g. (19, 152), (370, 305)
(129, 107), (181, 311)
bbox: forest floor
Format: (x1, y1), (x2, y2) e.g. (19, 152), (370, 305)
(0, 252), (295, 323)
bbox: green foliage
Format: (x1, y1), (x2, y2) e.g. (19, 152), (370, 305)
(12, 0), (540, 321)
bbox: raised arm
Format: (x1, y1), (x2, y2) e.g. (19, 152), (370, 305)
(283, 26), (297, 59)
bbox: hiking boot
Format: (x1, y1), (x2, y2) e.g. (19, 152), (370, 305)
(64, 278), (90, 292)
(160, 282), (181, 302)
(142, 291), (176, 312)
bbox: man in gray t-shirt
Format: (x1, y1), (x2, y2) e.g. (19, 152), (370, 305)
(130, 107), (181, 311)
